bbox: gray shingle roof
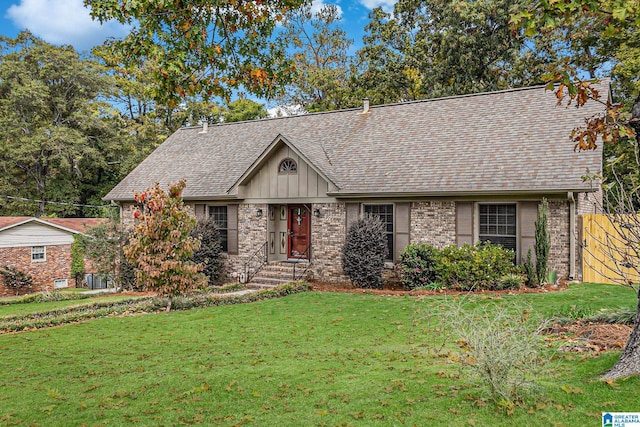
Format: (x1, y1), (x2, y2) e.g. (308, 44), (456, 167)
(104, 82), (606, 201)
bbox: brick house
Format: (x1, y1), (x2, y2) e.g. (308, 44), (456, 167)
(0, 217), (106, 295)
(104, 83), (606, 285)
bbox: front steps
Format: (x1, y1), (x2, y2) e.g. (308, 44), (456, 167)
(247, 261), (310, 289)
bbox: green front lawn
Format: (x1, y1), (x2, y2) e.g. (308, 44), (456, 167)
(0, 283), (636, 426)
(0, 295), (141, 317)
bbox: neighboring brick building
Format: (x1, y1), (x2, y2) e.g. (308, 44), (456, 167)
(106, 82), (608, 284)
(0, 217), (106, 296)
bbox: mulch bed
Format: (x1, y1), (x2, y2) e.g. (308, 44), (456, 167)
(307, 279), (568, 296)
(546, 321), (631, 352)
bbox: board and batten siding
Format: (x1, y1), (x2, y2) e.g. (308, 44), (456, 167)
(241, 145), (336, 200)
(0, 223), (75, 248)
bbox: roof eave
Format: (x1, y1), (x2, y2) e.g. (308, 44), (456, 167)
(328, 188), (599, 199)
(108, 194), (242, 203)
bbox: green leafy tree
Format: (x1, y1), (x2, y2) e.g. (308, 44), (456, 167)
(71, 235), (86, 286)
(511, 0), (639, 148)
(123, 180), (206, 309)
(77, 211), (122, 286)
(223, 99), (268, 123)
(353, 0), (545, 104)
(277, 3), (355, 111)
(86, 0), (306, 106)
(0, 31), (121, 217)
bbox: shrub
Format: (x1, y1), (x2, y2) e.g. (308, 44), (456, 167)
(523, 247), (537, 288)
(398, 243), (439, 290)
(123, 180), (207, 309)
(191, 217), (224, 286)
(118, 232), (140, 291)
(71, 235), (85, 285)
(496, 273), (525, 290)
(342, 216), (389, 289)
(535, 199), (551, 285)
(0, 266), (34, 293)
(434, 242), (518, 291)
(444, 301), (545, 405)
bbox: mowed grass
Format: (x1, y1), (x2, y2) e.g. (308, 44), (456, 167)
(0, 283), (637, 426)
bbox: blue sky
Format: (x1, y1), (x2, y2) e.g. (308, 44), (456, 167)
(0, 0), (397, 53)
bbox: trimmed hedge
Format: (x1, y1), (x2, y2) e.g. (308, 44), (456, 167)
(0, 283), (309, 333)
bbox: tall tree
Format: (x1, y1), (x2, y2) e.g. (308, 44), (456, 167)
(0, 31), (121, 217)
(276, 3), (354, 111)
(511, 0), (639, 148)
(353, 0), (546, 104)
(223, 98), (268, 123)
(512, 0), (640, 379)
(86, 0), (306, 106)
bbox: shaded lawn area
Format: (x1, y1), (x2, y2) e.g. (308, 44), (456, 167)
(0, 283), (637, 426)
(0, 295), (141, 317)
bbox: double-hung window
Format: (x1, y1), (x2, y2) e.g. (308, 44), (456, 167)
(478, 204), (517, 252)
(208, 206), (228, 252)
(363, 204), (394, 261)
(31, 246), (46, 262)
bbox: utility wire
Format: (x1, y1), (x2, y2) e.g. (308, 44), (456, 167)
(0, 194), (118, 209)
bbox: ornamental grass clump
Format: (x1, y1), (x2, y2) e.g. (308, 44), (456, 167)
(444, 301), (546, 406)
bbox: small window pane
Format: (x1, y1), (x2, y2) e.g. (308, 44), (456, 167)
(31, 246), (45, 261)
(364, 204), (394, 261)
(208, 206), (228, 252)
(479, 204), (516, 253)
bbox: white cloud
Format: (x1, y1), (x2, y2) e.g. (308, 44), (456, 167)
(359, 0), (397, 13)
(6, 0), (130, 51)
(310, 0), (343, 18)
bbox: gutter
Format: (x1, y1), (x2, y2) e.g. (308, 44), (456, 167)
(568, 191), (576, 280)
(327, 188), (599, 199)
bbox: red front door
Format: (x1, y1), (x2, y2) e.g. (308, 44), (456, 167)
(288, 205), (310, 259)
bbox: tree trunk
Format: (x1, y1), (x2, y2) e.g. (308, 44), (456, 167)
(602, 288), (640, 379)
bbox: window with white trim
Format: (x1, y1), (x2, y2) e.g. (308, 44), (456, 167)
(479, 204), (517, 252)
(54, 279), (68, 289)
(208, 205), (228, 252)
(363, 204), (394, 261)
(31, 246), (46, 262)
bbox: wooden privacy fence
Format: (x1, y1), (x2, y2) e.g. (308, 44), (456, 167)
(581, 213), (640, 284)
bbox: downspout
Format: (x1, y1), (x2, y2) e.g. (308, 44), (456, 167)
(568, 192), (576, 280)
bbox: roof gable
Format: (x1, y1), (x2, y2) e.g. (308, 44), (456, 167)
(229, 134), (339, 193)
(0, 217), (107, 235)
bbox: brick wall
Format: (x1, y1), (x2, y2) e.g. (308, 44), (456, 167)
(226, 203), (268, 281)
(0, 245), (72, 296)
(310, 203), (348, 282)
(547, 200), (570, 279)
(410, 201), (457, 248)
